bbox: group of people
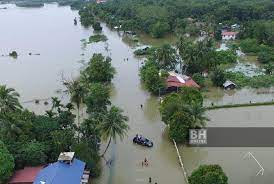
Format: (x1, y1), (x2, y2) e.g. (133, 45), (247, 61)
(139, 104), (158, 183)
(149, 177), (157, 184)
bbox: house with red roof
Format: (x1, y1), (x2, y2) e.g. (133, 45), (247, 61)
(222, 31), (238, 40)
(166, 72), (200, 92)
(9, 166), (44, 184)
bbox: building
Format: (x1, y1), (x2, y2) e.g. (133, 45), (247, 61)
(223, 80), (236, 90)
(231, 24), (240, 29)
(34, 152), (89, 184)
(222, 31), (238, 40)
(9, 166), (44, 184)
(166, 72), (200, 92)
(96, 0), (107, 4)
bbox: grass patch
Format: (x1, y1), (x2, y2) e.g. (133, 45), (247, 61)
(206, 101), (274, 110)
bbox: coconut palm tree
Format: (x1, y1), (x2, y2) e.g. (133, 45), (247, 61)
(0, 85), (21, 113)
(0, 118), (22, 141)
(177, 37), (193, 73)
(155, 44), (178, 70)
(64, 79), (86, 126)
(185, 103), (209, 127)
(99, 106), (129, 157)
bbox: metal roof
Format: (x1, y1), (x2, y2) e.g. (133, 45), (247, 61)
(167, 72), (200, 88)
(34, 159), (85, 184)
(9, 166), (44, 184)
(58, 152), (75, 162)
(223, 80), (236, 88)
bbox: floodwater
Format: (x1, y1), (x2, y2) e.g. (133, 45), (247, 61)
(0, 3), (88, 114)
(0, 4), (184, 184)
(1, 4), (274, 184)
(181, 106), (274, 184)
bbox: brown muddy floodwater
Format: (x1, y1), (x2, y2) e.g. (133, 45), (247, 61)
(1, 4), (274, 184)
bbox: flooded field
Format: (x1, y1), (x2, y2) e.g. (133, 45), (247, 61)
(181, 106), (274, 184)
(1, 3), (274, 184)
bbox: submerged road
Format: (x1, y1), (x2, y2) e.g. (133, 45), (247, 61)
(92, 24), (185, 184)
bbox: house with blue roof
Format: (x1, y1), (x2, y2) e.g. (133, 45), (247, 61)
(34, 152), (90, 184)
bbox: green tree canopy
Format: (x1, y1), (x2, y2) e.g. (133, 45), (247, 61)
(81, 53), (115, 84)
(0, 141), (14, 183)
(210, 68), (226, 87)
(99, 106), (129, 157)
(73, 141), (101, 177)
(169, 111), (194, 143)
(154, 44), (178, 70)
(189, 164), (228, 184)
(85, 83), (110, 114)
(215, 51), (237, 65)
(160, 87), (203, 124)
(140, 60), (167, 94)
(21, 141), (47, 166)
(0, 85), (22, 114)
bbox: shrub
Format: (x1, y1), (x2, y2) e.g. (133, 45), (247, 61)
(88, 34), (107, 43)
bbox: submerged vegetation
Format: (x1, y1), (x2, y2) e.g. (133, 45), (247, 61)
(9, 51), (18, 59)
(88, 34), (107, 43)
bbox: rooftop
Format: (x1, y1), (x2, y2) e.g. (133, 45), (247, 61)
(223, 80), (236, 88)
(34, 159), (85, 184)
(222, 31), (238, 36)
(58, 152), (75, 162)
(167, 72), (200, 88)
(9, 166), (44, 184)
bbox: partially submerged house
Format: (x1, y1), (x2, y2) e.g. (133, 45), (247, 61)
(166, 72), (200, 93)
(34, 152), (89, 184)
(223, 80), (237, 90)
(222, 31), (238, 40)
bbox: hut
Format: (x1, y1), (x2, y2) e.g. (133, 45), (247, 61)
(223, 80), (236, 90)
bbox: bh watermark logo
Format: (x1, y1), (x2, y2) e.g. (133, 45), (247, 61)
(189, 129), (207, 145)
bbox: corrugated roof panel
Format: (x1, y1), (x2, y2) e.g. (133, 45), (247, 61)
(34, 159), (85, 184)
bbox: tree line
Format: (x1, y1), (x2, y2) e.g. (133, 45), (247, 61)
(0, 53), (129, 183)
(79, 0), (274, 38)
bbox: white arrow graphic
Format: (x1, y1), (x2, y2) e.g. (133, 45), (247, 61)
(244, 152), (264, 176)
